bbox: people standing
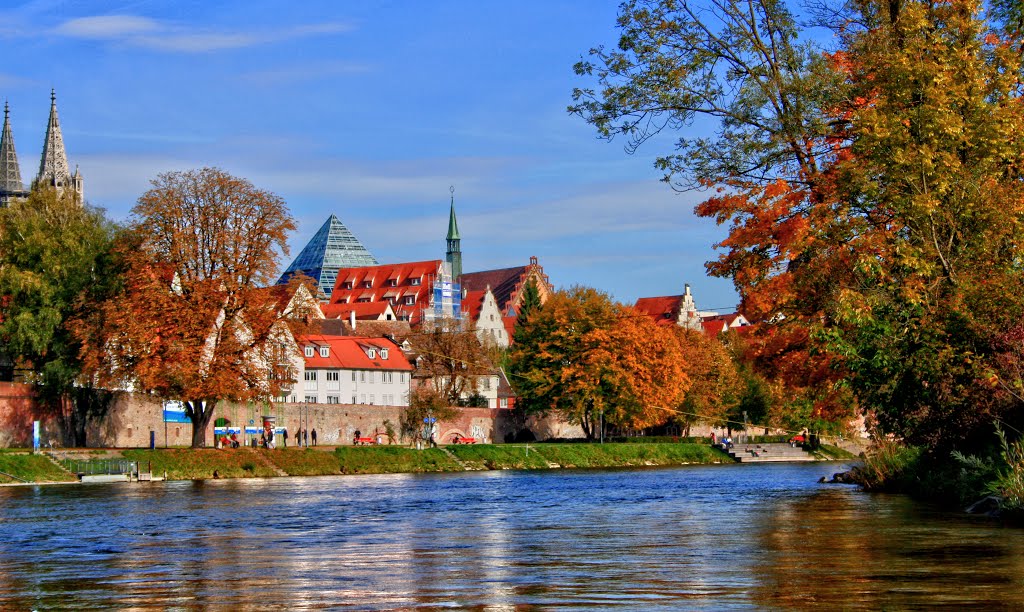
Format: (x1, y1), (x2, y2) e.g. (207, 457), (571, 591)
(311, 428), (317, 446)
(282, 428), (288, 448)
(303, 428), (309, 446)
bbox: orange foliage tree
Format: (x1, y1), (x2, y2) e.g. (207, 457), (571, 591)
(76, 168), (313, 447)
(508, 286), (689, 439)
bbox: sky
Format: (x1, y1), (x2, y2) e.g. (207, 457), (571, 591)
(0, 0), (740, 312)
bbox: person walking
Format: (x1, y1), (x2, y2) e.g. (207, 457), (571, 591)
(303, 428), (309, 446)
(311, 428), (318, 446)
(282, 428), (288, 448)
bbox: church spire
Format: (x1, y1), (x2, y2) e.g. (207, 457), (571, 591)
(445, 186), (462, 281)
(34, 90), (82, 201)
(0, 101), (26, 206)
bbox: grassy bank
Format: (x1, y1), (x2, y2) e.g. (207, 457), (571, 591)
(0, 450), (77, 483)
(449, 442), (727, 470)
(5, 442), (771, 483)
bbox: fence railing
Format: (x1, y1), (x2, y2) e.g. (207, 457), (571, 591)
(62, 459), (138, 476)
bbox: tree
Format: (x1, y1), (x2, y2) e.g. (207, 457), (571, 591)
(407, 318), (494, 405)
(509, 286), (689, 439)
(76, 168), (305, 448)
(514, 279), (541, 332)
(399, 387), (458, 444)
(0, 187), (118, 445)
(668, 327), (739, 436)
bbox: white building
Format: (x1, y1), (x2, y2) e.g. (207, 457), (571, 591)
(289, 335), (414, 406)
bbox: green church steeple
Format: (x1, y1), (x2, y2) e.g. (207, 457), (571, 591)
(446, 186), (462, 281)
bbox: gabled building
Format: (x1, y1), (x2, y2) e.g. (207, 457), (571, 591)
(460, 256), (554, 318)
(321, 301), (398, 323)
(278, 214), (378, 298)
(462, 288), (510, 348)
(634, 284), (702, 331)
(290, 335), (413, 406)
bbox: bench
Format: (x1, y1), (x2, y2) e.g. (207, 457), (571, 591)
(353, 437), (375, 445)
(451, 436), (476, 444)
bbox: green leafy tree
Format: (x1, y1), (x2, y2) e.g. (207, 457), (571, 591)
(0, 187), (118, 445)
(399, 387), (458, 444)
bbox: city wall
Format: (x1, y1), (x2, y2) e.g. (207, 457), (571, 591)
(0, 382), (586, 448)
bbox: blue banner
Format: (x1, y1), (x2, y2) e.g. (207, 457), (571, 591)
(162, 401), (191, 423)
(32, 421), (39, 452)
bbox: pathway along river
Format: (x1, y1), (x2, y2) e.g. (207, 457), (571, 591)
(2, 462), (1023, 609)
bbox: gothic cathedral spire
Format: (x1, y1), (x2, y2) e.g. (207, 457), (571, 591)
(445, 186), (462, 281)
(0, 101), (26, 207)
(34, 89), (83, 201)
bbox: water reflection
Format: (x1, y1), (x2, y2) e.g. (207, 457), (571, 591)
(1, 463), (1022, 609)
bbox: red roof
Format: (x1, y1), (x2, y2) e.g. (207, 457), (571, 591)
(320, 302), (394, 321)
(460, 257), (551, 316)
(461, 290), (486, 323)
(503, 316), (517, 340)
(327, 260), (441, 324)
(702, 319), (728, 336)
(299, 335), (413, 371)
(634, 296), (683, 326)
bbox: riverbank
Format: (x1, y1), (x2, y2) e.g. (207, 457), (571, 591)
(0, 442), (855, 484)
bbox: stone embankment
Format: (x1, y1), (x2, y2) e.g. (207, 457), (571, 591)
(727, 443), (816, 463)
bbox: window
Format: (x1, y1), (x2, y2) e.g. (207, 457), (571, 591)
(327, 396), (340, 404)
(304, 371), (317, 390)
(387, 279), (397, 287)
(410, 277), (421, 286)
(304, 346), (314, 358)
(368, 348), (376, 359)
(400, 372), (407, 384)
(404, 296), (415, 305)
(360, 371), (366, 382)
(369, 394), (375, 405)
(363, 280), (373, 288)
(352, 395), (357, 404)
(305, 395), (317, 403)
(360, 393), (366, 404)
(319, 346), (329, 358)
(380, 348), (389, 360)
(326, 371), (340, 391)
(351, 371), (356, 382)
(383, 372), (393, 384)
(500, 398), (508, 408)
(326, 371), (339, 382)
(369, 371), (375, 384)
(343, 281), (353, 289)
(483, 378), (491, 391)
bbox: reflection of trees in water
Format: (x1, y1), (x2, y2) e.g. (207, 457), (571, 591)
(749, 489), (1024, 609)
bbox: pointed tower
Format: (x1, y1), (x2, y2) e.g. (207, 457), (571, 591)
(445, 186), (462, 281)
(0, 102), (26, 207)
(278, 214), (379, 297)
(34, 89), (83, 201)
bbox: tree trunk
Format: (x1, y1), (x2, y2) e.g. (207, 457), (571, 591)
(188, 399), (216, 448)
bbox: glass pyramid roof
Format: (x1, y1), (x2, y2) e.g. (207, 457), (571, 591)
(278, 214), (378, 296)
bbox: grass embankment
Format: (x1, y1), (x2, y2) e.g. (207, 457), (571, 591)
(0, 450), (76, 483)
(813, 444), (857, 461)
(123, 448), (281, 480)
(269, 446), (461, 475)
(449, 442), (727, 470)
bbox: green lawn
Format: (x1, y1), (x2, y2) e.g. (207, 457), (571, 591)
(122, 448), (280, 480)
(0, 452), (77, 483)
(333, 446), (462, 474)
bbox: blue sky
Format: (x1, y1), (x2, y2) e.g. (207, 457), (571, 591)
(0, 0), (739, 311)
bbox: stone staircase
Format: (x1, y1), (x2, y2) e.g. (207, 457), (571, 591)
(727, 443), (816, 463)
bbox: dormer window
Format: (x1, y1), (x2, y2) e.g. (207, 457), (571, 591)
(368, 348), (376, 359)
(343, 282), (353, 290)
(363, 280), (373, 288)
(319, 346), (329, 358)
(304, 346), (314, 358)
(410, 277), (421, 286)
(404, 296), (415, 305)
(387, 279), (397, 287)
(380, 348), (389, 360)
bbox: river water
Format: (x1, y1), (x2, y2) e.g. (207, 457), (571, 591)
(1, 462), (1022, 610)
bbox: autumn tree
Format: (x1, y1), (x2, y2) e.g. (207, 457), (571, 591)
(0, 187), (118, 445)
(407, 318), (494, 405)
(76, 168), (307, 448)
(399, 387), (459, 444)
(509, 286), (689, 439)
(668, 327), (739, 436)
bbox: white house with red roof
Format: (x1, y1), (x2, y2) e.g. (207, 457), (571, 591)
(289, 335), (414, 407)
(634, 284), (749, 337)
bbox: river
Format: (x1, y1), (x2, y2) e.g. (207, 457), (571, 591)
(1, 462), (1022, 609)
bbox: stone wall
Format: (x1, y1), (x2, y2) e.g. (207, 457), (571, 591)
(83, 393), (527, 448)
(0, 382), (45, 447)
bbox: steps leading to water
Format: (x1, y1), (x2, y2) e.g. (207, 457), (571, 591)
(726, 443), (816, 463)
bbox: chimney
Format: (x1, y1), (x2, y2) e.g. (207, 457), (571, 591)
(349, 309), (356, 332)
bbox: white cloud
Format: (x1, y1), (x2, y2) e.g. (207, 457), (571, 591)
(51, 16), (353, 53)
(53, 15), (159, 39)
